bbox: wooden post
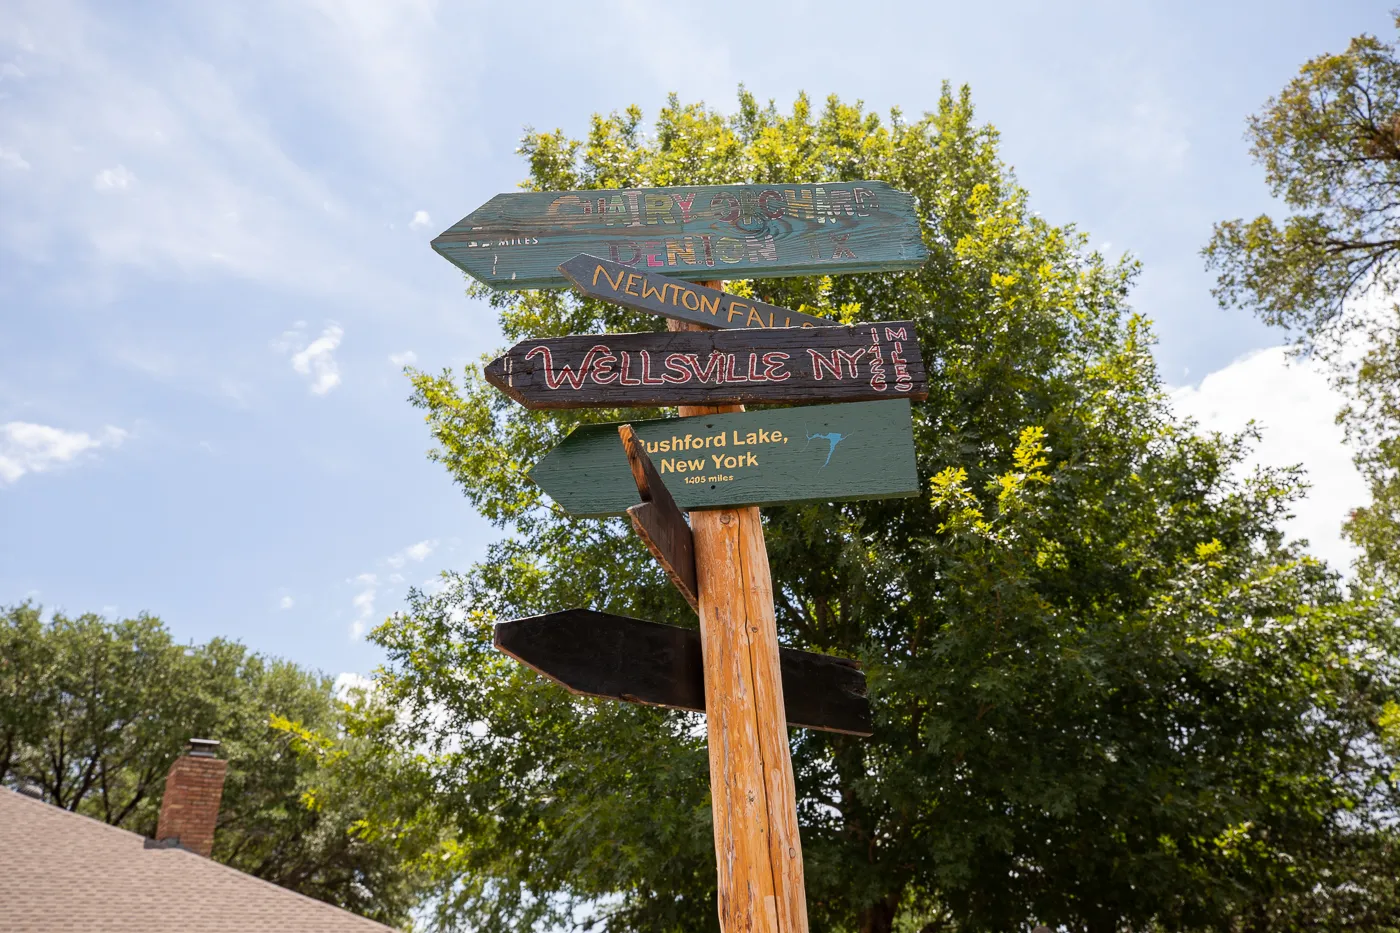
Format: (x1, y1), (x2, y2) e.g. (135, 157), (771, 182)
(672, 284), (809, 933)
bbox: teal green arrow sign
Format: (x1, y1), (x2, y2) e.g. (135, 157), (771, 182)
(528, 400), (918, 516)
(432, 181), (928, 290)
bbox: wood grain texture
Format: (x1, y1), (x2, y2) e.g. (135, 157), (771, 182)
(484, 321), (927, 409)
(620, 424), (698, 611)
(673, 307), (809, 932)
(528, 399), (920, 517)
(491, 609), (872, 736)
(558, 255), (834, 330)
(430, 181), (928, 290)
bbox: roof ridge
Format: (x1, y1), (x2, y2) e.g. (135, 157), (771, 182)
(0, 787), (396, 931)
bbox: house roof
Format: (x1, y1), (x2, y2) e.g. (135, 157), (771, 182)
(0, 787), (397, 933)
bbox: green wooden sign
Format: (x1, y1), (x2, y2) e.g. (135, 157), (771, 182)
(528, 399), (918, 517)
(432, 181), (928, 290)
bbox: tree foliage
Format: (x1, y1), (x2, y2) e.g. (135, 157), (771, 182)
(1203, 15), (1400, 588)
(0, 603), (444, 929)
(376, 88), (1400, 932)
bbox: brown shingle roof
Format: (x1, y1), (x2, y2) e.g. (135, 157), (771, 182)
(0, 788), (397, 932)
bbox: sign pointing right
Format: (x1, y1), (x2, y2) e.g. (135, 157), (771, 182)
(528, 399), (919, 517)
(484, 320), (927, 410)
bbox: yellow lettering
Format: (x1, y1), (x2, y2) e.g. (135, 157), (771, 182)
(644, 194), (675, 224)
(666, 238), (696, 265)
(592, 263), (625, 291)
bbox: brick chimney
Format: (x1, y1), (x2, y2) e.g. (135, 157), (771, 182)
(155, 738), (227, 857)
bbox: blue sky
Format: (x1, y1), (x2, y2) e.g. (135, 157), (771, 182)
(0, 0), (1385, 679)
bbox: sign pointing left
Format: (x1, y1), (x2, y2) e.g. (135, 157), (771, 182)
(495, 609), (873, 736)
(431, 181), (928, 289)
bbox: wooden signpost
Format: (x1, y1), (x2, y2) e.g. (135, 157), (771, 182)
(494, 609), (873, 736)
(485, 319), (928, 409)
(558, 254), (835, 330)
(620, 423), (698, 610)
(433, 177), (928, 933)
(528, 399), (920, 517)
(432, 182), (928, 289)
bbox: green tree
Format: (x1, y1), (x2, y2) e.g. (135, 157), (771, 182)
(1203, 15), (1400, 587)
(377, 89), (1400, 932)
(0, 603), (445, 929)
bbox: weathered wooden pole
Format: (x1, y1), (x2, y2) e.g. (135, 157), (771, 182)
(672, 283), (809, 933)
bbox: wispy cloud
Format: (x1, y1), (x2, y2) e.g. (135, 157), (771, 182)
(93, 164), (135, 191)
(273, 321), (344, 395)
(388, 350), (417, 366)
(387, 538), (436, 568)
(408, 210), (431, 229)
(0, 146), (30, 170)
(0, 422), (126, 485)
(278, 595), (294, 610)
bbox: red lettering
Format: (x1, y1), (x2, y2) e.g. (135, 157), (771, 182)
(662, 353), (692, 384)
(674, 192), (697, 222)
(609, 241), (641, 265)
(617, 351), (642, 386)
(591, 347), (619, 385)
(808, 348), (845, 380)
(526, 345), (614, 391)
(638, 350), (666, 386)
(761, 351), (791, 382)
(685, 352), (726, 384)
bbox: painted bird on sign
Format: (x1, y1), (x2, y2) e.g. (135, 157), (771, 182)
(805, 431), (852, 469)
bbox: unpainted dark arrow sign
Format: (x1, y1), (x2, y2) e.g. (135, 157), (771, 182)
(558, 254), (833, 330)
(619, 424), (697, 611)
(529, 399), (920, 517)
(432, 181), (928, 289)
(494, 609), (873, 736)
(485, 320), (927, 410)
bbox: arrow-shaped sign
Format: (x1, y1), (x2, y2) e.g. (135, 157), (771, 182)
(484, 320), (927, 410)
(620, 424), (697, 611)
(558, 255), (833, 330)
(529, 399), (919, 517)
(494, 609), (873, 736)
(432, 181), (928, 290)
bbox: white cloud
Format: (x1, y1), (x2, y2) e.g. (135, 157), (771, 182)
(350, 585), (376, 639)
(408, 210), (431, 229)
(278, 595), (294, 610)
(387, 538), (437, 568)
(1170, 346), (1366, 570)
(273, 321), (344, 395)
(0, 422), (127, 485)
(334, 671), (374, 701)
(0, 146), (29, 170)
(388, 350), (417, 367)
(93, 165), (135, 191)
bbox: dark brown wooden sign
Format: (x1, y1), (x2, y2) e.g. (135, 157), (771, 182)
(485, 321), (926, 410)
(431, 181), (928, 289)
(558, 254), (834, 330)
(494, 609), (873, 736)
(620, 424), (697, 611)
